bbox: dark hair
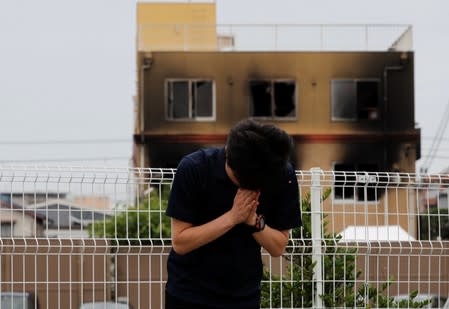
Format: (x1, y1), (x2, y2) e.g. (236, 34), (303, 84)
(225, 119), (293, 190)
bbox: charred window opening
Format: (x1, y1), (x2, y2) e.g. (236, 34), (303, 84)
(334, 163), (379, 202)
(250, 81), (271, 117)
(249, 80), (296, 118)
(166, 79), (215, 120)
(332, 79), (380, 121)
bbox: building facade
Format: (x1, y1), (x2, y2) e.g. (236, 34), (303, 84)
(133, 2), (421, 236)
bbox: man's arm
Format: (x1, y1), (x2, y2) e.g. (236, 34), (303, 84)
(252, 227), (290, 257)
(171, 214), (233, 255)
(171, 189), (259, 255)
(244, 202), (290, 257)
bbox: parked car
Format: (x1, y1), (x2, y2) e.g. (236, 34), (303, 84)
(79, 301), (132, 309)
(394, 294), (447, 308)
(0, 291), (38, 309)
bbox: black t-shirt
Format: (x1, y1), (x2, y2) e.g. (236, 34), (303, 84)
(165, 147), (301, 308)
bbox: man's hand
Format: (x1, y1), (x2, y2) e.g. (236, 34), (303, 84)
(244, 191), (260, 226)
(228, 189), (260, 225)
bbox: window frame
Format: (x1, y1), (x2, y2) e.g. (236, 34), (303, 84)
(248, 78), (297, 121)
(332, 161), (381, 204)
(331, 78), (381, 122)
(165, 78), (216, 122)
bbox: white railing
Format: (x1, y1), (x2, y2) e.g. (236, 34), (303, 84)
(138, 23), (413, 52)
(0, 166), (448, 308)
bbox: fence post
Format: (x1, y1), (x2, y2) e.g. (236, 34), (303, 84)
(311, 167), (324, 308)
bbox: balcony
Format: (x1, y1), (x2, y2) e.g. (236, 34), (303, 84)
(137, 23), (413, 52)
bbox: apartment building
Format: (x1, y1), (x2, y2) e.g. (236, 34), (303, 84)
(133, 1), (420, 235)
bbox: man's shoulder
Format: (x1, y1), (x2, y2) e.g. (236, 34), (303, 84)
(181, 147), (223, 167)
(174, 148), (224, 189)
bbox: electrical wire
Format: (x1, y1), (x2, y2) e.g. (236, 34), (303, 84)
(420, 101), (449, 173)
(0, 156), (130, 163)
(0, 138), (131, 145)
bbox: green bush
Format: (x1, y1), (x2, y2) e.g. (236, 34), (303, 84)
(261, 189), (429, 308)
(88, 187), (171, 245)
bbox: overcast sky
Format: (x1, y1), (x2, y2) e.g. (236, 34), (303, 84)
(0, 0), (448, 173)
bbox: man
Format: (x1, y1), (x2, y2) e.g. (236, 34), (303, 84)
(165, 119), (302, 309)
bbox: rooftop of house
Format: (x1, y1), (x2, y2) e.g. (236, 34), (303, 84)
(29, 199), (112, 229)
(0, 200), (46, 222)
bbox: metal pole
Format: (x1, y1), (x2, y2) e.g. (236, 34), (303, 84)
(311, 167), (324, 308)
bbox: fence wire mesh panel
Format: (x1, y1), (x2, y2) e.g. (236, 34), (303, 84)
(1, 166), (449, 308)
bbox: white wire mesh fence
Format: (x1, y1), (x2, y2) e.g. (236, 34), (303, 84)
(1, 166), (449, 308)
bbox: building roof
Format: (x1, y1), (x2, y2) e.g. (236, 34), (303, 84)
(30, 199), (111, 229)
(0, 200), (46, 222)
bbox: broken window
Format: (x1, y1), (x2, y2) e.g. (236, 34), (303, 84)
(166, 79), (215, 120)
(333, 163), (379, 202)
(249, 80), (296, 118)
(193, 81), (213, 117)
(331, 79), (380, 121)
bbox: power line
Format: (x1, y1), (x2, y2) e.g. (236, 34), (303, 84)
(422, 136), (449, 141)
(422, 147), (449, 151)
(0, 156), (130, 163)
(0, 138), (131, 145)
(419, 155), (449, 160)
(420, 101), (449, 173)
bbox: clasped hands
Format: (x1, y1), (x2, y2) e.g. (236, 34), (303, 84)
(229, 189), (260, 227)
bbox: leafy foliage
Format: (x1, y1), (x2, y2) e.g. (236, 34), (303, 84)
(89, 187), (171, 245)
(261, 189), (429, 308)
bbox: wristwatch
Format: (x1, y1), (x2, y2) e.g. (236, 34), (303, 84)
(251, 214), (266, 233)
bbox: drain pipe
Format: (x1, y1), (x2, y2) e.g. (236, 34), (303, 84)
(383, 65), (404, 133)
(140, 58), (153, 168)
(382, 64), (403, 226)
(383, 65), (404, 165)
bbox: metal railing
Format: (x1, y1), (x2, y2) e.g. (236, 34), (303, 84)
(0, 166), (448, 308)
(137, 23), (413, 52)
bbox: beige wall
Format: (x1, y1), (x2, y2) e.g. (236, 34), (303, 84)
(2, 240), (446, 307)
(323, 189), (416, 237)
(0, 239), (110, 309)
(136, 51), (418, 171)
(72, 196), (112, 210)
(137, 3), (217, 51)
(0, 210), (44, 237)
(140, 51), (415, 135)
(296, 141), (417, 172)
